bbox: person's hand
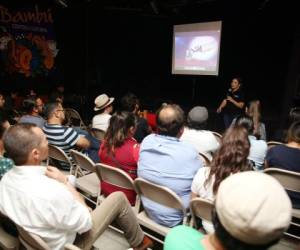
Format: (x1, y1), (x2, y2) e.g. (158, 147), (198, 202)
(226, 96), (234, 103)
(217, 107), (222, 113)
(45, 166), (67, 184)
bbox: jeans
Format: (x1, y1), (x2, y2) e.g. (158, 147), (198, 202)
(74, 192), (144, 249)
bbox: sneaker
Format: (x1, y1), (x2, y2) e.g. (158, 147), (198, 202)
(133, 236), (153, 250)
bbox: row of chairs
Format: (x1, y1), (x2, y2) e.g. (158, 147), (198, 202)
(1, 166), (299, 249)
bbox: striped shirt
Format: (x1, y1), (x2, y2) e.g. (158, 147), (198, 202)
(43, 123), (80, 153)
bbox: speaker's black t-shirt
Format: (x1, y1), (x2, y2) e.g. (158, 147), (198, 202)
(223, 88), (245, 115)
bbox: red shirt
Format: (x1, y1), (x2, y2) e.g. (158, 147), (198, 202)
(98, 138), (139, 205)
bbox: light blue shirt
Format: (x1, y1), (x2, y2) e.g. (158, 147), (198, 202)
(138, 134), (202, 227)
(248, 135), (268, 170)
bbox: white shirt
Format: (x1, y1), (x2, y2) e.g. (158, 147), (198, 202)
(0, 166), (92, 250)
(92, 113), (111, 131)
(248, 135), (268, 170)
(181, 127), (220, 161)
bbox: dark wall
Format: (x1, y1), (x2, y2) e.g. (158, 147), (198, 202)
(2, 1), (300, 134)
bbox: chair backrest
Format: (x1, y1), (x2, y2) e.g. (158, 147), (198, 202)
(199, 152), (211, 167)
(0, 213), (19, 250)
(64, 108), (87, 130)
(267, 141), (284, 149)
(264, 168), (300, 192)
(70, 149), (96, 173)
(134, 178), (185, 214)
(91, 128), (106, 140)
(95, 163), (134, 190)
(17, 225), (50, 250)
(190, 198), (214, 223)
(48, 145), (73, 166)
(212, 131), (222, 144)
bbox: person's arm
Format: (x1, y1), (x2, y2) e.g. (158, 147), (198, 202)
(45, 166), (91, 211)
(217, 99), (227, 113)
(191, 192), (198, 200)
(226, 96), (244, 109)
(76, 136), (90, 149)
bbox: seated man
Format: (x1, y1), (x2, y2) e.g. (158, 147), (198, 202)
(19, 97), (45, 128)
(43, 102), (100, 163)
(138, 104), (202, 227)
(165, 172), (292, 250)
(0, 124), (152, 250)
(181, 106), (220, 161)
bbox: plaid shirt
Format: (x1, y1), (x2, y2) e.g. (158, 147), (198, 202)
(0, 157), (14, 179)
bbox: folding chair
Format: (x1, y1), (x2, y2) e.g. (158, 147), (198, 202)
(95, 163), (139, 213)
(264, 168), (300, 240)
(70, 150), (102, 206)
(48, 144), (75, 174)
(267, 141), (283, 149)
(199, 152), (211, 167)
(212, 131), (222, 144)
(0, 212), (19, 250)
(90, 128), (106, 141)
(190, 197), (214, 232)
(17, 225), (80, 250)
(133, 178), (187, 244)
(64, 108), (88, 130)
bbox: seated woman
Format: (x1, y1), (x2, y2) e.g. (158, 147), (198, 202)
(246, 100), (266, 140)
(98, 111), (139, 205)
(191, 126), (252, 232)
(266, 121), (300, 208)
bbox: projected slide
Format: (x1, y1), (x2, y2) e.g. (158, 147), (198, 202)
(172, 21), (222, 76)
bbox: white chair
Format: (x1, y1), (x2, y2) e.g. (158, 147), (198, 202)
(199, 152), (211, 167)
(264, 168), (300, 240)
(212, 131), (222, 144)
(189, 197), (214, 230)
(134, 178), (187, 244)
(70, 150), (102, 206)
(90, 128), (106, 141)
(0, 225), (19, 250)
(48, 144), (75, 175)
(17, 225), (80, 250)
(95, 163), (139, 213)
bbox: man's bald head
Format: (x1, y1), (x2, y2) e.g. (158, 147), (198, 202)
(156, 104), (185, 137)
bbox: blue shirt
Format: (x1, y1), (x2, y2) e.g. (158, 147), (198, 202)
(138, 134), (202, 227)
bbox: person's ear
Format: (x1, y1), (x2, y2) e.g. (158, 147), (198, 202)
(177, 126), (184, 138)
(31, 148), (41, 162)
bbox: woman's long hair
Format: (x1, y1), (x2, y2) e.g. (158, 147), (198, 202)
(205, 126), (252, 194)
(247, 100), (262, 138)
(104, 111), (137, 154)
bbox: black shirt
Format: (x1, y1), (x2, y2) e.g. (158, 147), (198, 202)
(134, 117), (150, 143)
(223, 88), (245, 115)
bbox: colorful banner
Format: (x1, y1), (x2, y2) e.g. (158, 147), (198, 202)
(0, 5), (58, 77)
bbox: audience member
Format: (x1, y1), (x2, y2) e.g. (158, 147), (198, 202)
(43, 102), (91, 167)
(0, 111), (13, 179)
(138, 104), (202, 227)
(92, 94), (114, 132)
(273, 107), (300, 142)
(246, 100), (266, 140)
(165, 172), (292, 250)
(0, 124), (152, 250)
(234, 115), (267, 170)
(181, 106), (219, 161)
(19, 97), (45, 128)
(99, 111), (139, 205)
(191, 126), (252, 232)
(49, 83), (65, 103)
(0, 92), (5, 109)
(266, 121), (300, 208)
(120, 92), (151, 143)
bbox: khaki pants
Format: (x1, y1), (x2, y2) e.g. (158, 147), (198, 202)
(75, 192), (144, 250)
